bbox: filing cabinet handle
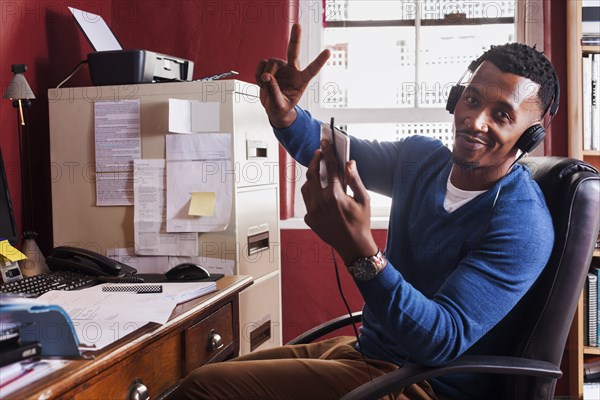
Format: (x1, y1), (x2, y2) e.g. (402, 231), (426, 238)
(208, 329), (224, 351)
(127, 379), (149, 400)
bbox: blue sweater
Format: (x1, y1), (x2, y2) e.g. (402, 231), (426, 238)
(275, 107), (554, 399)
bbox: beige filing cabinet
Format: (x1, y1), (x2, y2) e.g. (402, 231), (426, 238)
(48, 80), (281, 354)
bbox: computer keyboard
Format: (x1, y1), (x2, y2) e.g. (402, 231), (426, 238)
(0, 271), (99, 297)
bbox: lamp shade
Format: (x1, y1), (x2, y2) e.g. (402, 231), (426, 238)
(3, 64), (35, 100)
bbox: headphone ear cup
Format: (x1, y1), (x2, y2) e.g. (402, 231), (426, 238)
(446, 85), (465, 114)
(515, 124), (546, 153)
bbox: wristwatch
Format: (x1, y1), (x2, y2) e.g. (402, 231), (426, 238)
(347, 249), (388, 281)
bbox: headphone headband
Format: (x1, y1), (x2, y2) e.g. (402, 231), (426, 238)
(546, 68), (560, 118)
(447, 55), (560, 120)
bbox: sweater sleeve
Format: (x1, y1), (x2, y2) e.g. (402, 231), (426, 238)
(273, 106), (322, 166)
(356, 196), (554, 366)
(348, 135), (444, 197)
(273, 108), (442, 197)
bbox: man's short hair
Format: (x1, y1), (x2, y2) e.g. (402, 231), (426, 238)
(480, 43), (557, 119)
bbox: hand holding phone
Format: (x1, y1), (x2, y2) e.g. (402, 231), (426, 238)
(319, 120), (350, 191)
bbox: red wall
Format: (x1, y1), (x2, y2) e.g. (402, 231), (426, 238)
(0, 0), (104, 251)
(544, 0), (568, 158)
(281, 229), (388, 343)
(0, 0), (293, 253)
(543, 0), (569, 394)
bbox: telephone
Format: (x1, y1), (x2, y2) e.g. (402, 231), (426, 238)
(46, 246), (137, 277)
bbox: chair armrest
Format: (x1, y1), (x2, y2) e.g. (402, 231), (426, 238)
(340, 355), (562, 400)
(287, 312), (363, 345)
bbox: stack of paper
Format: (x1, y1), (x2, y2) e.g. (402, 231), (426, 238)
(38, 282), (217, 351)
(158, 282), (217, 302)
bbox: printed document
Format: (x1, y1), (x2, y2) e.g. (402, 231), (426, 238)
(165, 133), (233, 232)
(133, 159), (198, 256)
(39, 282), (217, 351)
(94, 99), (141, 206)
(169, 98), (221, 133)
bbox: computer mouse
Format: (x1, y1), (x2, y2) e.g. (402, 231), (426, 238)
(165, 263), (211, 281)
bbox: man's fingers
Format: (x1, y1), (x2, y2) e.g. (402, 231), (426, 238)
(255, 59), (267, 85)
(346, 160), (370, 206)
(300, 181), (311, 212)
(260, 73), (288, 109)
(320, 140), (340, 181)
(287, 23), (302, 68)
(306, 148), (322, 182)
(263, 58), (286, 77)
(303, 49), (331, 82)
(302, 149), (322, 210)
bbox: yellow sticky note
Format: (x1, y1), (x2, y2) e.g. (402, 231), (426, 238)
(0, 240), (27, 262)
(189, 192), (216, 216)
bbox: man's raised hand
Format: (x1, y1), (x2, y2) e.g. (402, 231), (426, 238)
(255, 23), (330, 129)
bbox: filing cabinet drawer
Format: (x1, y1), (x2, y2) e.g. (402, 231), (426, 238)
(233, 95), (279, 188)
(239, 274), (281, 355)
(68, 333), (181, 399)
(234, 131), (279, 187)
(236, 187), (279, 279)
(184, 303), (235, 373)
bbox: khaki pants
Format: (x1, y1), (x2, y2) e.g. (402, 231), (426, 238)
(172, 336), (438, 400)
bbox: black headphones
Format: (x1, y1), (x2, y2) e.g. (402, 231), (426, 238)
(446, 56), (560, 154)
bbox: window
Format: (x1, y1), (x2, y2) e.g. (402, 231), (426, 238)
(293, 1), (531, 219)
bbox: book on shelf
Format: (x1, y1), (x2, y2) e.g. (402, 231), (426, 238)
(582, 35), (600, 46)
(582, 1), (600, 37)
(582, 53), (600, 151)
(597, 268), (600, 349)
(584, 381), (600, 400)
(585, 272), (598, 347)
(585, 358), (600, 383)
(584, 54), (593, 150)
(593, 54), (600, 151)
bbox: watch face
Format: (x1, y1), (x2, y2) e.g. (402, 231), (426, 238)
(348, 251), (387, 281)
(349, 259), (377, 281)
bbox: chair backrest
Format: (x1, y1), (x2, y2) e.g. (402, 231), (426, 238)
(489, 157), (600, 399)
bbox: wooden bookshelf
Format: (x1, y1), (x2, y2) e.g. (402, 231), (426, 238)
(584, 346), (600, 356)
(567, 2), (600, 399)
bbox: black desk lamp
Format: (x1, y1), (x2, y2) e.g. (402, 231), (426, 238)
(3, 64), (50, 277)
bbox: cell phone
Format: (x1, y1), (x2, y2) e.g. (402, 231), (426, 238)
(319, 120), (350, 191)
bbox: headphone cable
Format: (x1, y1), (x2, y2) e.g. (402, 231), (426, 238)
(331, 246), (374, 382)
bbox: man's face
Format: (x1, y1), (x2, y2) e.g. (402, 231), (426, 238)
(452, 61), (543, 175)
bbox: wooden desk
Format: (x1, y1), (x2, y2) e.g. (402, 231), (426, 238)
(7, 276), (253, 400)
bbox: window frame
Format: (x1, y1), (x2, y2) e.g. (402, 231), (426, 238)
(284, 0), (543, 223)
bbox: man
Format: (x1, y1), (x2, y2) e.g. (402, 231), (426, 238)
(174, 23), (555, 400)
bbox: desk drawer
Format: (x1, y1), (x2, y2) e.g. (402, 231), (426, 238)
(69, 334), (181, 399)
(184, 303), (234, 374)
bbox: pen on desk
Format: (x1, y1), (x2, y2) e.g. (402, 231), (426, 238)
(102, 284), (163, 294)
(0, 366), (34, 388)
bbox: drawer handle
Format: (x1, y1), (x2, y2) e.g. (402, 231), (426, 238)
(208, 329), (224, 351)
(127, 379), (149, 400)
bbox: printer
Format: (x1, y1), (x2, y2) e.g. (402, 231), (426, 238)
(87, 50), (194, 85)
(69, 7), (194, 86)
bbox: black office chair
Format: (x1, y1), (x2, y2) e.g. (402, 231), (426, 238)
(288, 157), (600, 400)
